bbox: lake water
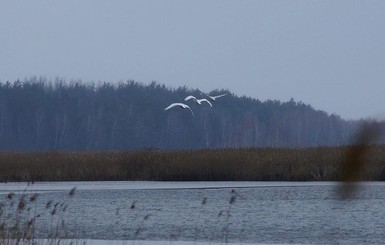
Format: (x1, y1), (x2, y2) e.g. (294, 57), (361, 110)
(1, 181), (385, 244)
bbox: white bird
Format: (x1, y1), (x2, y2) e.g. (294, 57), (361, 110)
(199, 90), (227, 101)
(165, 103), (194, 116)
(196, 98), (213, 107)
(184, 95), (197, 102)
(184, 95), (213, 107)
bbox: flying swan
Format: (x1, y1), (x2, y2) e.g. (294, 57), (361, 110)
(184, 95), (213, 107)
(165, 103), (194, 116)
(199, 90), (228, 101)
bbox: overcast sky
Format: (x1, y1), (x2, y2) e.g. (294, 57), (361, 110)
(1, 1), (384, 120)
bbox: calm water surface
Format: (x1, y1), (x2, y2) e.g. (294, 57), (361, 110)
(1, 182), (385, 244)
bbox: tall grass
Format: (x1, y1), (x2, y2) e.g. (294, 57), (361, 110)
(0, 185), (76, 245)
(1, 146), (385, 182)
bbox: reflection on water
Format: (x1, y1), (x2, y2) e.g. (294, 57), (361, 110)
(1, 183), (385, 244)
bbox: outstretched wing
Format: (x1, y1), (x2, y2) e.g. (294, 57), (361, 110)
(211, 93), (227, 100)
(165, 103), (194, 116)
(198, 99), (213, 107)
(187, 106), (194, 117)
(184, 95), (197, 101)
(165, 103), (181, 110)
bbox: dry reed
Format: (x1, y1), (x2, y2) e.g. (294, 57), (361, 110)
(0, 146), (385, 182)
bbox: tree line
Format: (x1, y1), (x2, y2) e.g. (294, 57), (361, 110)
(0, 78), (382, 151)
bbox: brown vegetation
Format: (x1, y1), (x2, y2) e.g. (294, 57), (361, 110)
(0, 187), (76, 244)
(1, 146), (385, 182)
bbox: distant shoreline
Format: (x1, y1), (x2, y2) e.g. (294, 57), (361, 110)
(1, 146), (384, 182)
(0, 181), (355, 193)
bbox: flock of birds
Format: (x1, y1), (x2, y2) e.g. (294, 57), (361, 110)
(165, 90), (227, 116)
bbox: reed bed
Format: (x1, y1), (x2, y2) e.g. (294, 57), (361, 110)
(0, 186), (77, 245)
(1, 146), (385, 182)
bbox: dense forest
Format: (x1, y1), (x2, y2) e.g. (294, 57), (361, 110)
(0, 77), (381, 151)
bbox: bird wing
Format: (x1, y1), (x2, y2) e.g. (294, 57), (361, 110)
(211, 93), (227, 100)
(198, 99), (213, 107)
(165, 103), (182, 110)
(184, 95), (197, 101)
(165, 103), (194, 116)
(186, 106), (195, 116)
(179, 103), (189, 109)
(179, 103), (195, 116)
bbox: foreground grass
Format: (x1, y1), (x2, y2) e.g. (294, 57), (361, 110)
(0, 185), (241, 244)
(0, 186), (77, 245)
(1, 146), (385, 182)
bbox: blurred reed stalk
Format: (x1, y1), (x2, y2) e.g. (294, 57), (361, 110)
(339, 121), (384, 198)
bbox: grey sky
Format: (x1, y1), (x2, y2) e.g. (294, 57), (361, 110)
(1, 0), (384, 120)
